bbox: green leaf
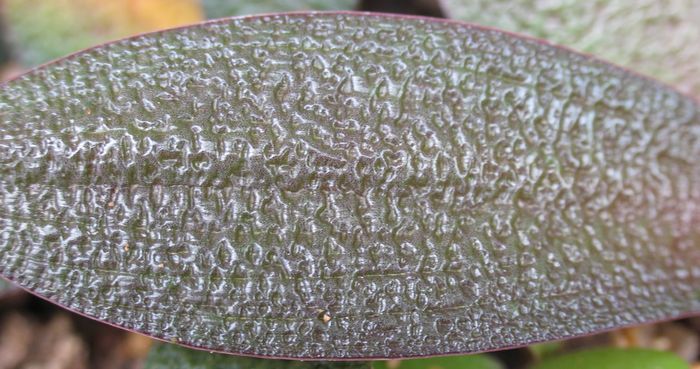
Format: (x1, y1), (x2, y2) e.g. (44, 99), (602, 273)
(145, 343), (370, 369)
(528, 342), (562, 359)
(0, 12), (698, 359)
(531, 348), (689, 369)
(202, 0), (356, 19)
(372, 355), (503, 369)
(439, 0), (700, 96)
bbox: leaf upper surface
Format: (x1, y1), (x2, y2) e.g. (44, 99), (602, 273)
(0, 12), (699, 359)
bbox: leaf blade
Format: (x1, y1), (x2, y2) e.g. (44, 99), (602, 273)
(0, 12), (698, 359)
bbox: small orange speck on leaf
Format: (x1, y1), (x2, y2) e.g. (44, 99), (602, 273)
(318, 310), (331, 324)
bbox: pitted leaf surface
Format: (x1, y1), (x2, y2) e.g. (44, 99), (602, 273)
(0, 12), (699, 359)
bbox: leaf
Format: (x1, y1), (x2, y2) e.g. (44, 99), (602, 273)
(5, 0), (203, 67)
(530, 348), (689, 369)
(202, 0), (356, 18)
(0, 12), (698, 359)
(528, 342), (562, 360)
(145, 343), (371, 369)
(373, 355), (503, 369)
(439, 0), (700, 97)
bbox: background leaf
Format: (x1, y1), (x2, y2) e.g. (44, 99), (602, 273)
(528, 342), (562, 360)
(439, 0), (700, 97)
(373, 355), (503, 369)
(530, 348), (689, 369)
(5, 0), (203, 66)
(145, 343), (371, 369)
(0, 12), (698, 359)
(202, 0), (356, 19)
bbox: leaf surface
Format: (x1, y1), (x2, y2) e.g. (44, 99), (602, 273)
(0, 12), (699, 359)
(439, 0), (700, 97)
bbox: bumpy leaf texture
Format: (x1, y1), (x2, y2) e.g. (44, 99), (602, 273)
(0, 12), (699, 359)
(439, 0), (700, 97)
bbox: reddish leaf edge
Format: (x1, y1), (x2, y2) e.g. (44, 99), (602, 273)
(0, 11), (699, 361)
(4, 273), (700, 362)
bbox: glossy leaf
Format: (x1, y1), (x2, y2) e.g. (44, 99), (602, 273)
(145, 343), (370, 369)
(373, 355), (503, 369)
(530, 348), (689, 369)
(5, 0), (203, 67)
(202, 0), (356, 18)
(0, 12), (699, 359)
(439, 0), (700, 97)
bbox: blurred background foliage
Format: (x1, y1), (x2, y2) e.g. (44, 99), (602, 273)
(4, 0), (203, 67)
(0, 0), (697, 368)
